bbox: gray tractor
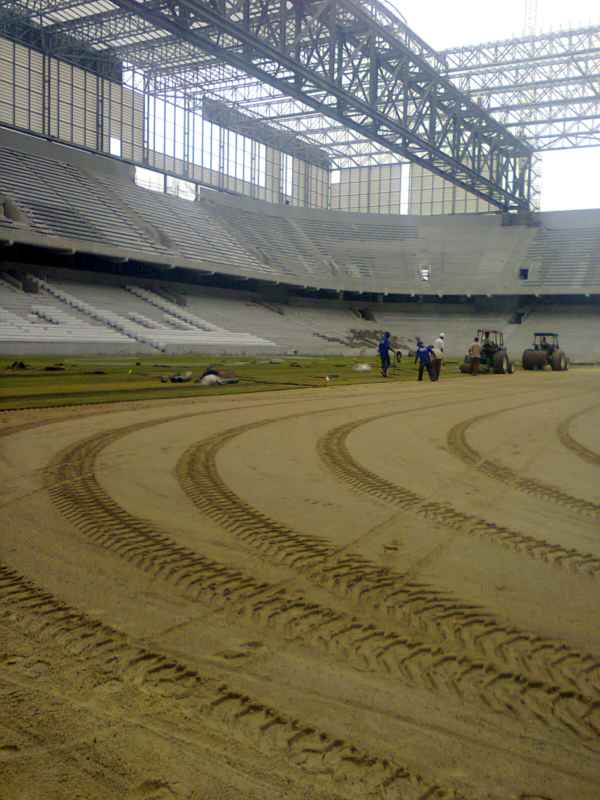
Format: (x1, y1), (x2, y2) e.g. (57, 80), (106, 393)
(522, 332), (568, 371)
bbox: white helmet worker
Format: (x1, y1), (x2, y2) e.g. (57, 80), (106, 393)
(434, 332), (446, 353)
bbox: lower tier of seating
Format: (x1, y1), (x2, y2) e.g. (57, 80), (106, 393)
(0, 276), (276, 354)
(1, 271), (599, 361)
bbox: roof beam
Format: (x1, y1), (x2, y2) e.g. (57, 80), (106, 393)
(444, 25), (600, 150)
(105, 0), (532, 209)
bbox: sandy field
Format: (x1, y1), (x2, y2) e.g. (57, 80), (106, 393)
(1, 368), (599, 800)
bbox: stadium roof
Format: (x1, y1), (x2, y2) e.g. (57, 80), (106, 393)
(0, 0), (537, 214)
(0, 0), (599, 192)
(0, 0), (442, 168)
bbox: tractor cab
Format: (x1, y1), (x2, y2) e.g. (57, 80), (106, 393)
(522, 332), (567, 371)
(479, 329), (504, 364)
(459, 329), (513, 374)
(532, 332), (559, 354)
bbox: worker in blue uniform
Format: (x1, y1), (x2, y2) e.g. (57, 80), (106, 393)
(415, 339), (436, 382)
(378, 331), (392, 377)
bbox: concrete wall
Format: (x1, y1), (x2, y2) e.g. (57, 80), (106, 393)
(330, 164), (408, 215)
(408, 164), (495, 216)
(0, 36), (329, 211)
(332, 163), (493, 217)
(0, 340), (148, 356)
(0, 36), (143, 161)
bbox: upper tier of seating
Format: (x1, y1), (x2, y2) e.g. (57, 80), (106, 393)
(524, 212), (600, 288)
(0, 147), (162, 256)
(1, 128), (600, 295)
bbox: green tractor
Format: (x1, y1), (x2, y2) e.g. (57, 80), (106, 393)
(522, 332), (568, 371)
(459, 329), (514, 374)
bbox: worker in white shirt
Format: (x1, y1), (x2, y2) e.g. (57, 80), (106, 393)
(468, 336), (481, 375)
(432, 332), (445, 380)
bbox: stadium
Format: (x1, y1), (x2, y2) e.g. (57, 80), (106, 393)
(1, 0), (599, 797)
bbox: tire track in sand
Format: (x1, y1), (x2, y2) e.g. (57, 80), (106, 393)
(556, 402), (600, 468)
(42, 411), (600, 740)
(177, 413), (600, 710)
(0, 563), (466, 800)
(0, 396), (214, 442)
(447, 408), (600, 517)
(319, 414), (600, 576)
(0, 411), (112, 443)
(0, 390), (374, 443)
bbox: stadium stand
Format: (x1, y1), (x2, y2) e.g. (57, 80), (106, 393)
(0, 147), (162, 255)
(524, 211), (600, 288)
(0, 280), (140, 355)
(125, 285), (220, 332)
(1, 129), (600, 360)
(93, 174), (271, 278)
(2, 129), (600, 295)
(0, 276), (276, 354)
(0, 129), (573, 296)
(2, 269), (598, 360)
(201, 195), (326, 278)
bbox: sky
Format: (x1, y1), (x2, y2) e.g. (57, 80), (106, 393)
(393, 0), (600, 211)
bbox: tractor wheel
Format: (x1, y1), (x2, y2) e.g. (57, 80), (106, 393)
(522, 349), (546, 370)
(551, 350), (568, 371)
(493, 351), (509, 374)
(507, 358), (514, 374)
(522, 349), (534, 370)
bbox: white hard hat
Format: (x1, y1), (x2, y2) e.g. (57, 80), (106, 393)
(439, 332), (446, 338)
